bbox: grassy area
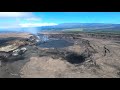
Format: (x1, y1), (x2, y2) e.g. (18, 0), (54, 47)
(63, 28), (83, 31)
(62, 28), (120, 35)
(62, 28), (83, 34)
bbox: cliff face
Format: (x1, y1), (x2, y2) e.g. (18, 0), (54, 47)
(47, 32), (120, 40)
(80, 33), (120, 40)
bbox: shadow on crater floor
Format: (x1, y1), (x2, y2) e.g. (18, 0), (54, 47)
(64, 52), (86, 64)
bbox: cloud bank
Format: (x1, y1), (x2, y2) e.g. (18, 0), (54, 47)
(0, 12), (57, 29)
(0, 12), (32, 18)
(25, 17), (42, 21)
(19, 23), (58, 27)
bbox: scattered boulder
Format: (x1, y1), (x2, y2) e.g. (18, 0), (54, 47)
(12, 49), (20, 56)
(12, 47), (27, 56)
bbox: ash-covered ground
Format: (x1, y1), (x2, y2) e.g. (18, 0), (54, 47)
(0, 32), (120, 78)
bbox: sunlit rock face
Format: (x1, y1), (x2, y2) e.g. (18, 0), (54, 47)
(0, 45), (19, 52)
(0, 38), (30, 63)
(0, 40), (29, 52)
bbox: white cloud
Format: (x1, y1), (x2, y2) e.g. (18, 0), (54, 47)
(0, 23), (58, 29)
(0, 12), (32, 18)
(19, 23), (58, 27)
(26, 17), (42, 21)
(0, 12), (58, 29)
(0, 23), (21, 29)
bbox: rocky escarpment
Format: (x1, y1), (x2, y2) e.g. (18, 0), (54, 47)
(46, 32), (120, 40)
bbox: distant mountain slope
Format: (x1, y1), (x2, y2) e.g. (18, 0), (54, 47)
(39, 23), (120, 32)
(0, 23), (120, 33)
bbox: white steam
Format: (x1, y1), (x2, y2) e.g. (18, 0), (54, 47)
(41, 35), (49, 42)
(25, 27), (39, 35)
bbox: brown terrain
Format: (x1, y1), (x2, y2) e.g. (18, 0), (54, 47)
(0, 32), (120, 78)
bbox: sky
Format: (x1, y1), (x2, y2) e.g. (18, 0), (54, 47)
(0, 12), (120, 29)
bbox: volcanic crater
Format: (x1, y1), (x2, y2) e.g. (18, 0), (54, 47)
(0, 32), (120, 78)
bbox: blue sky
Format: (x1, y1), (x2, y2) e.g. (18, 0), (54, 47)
(0, 12), (120, 29)
(33, 12), (120, 24)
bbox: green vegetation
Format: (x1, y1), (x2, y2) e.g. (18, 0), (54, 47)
(62, 28), (84, 34)
(62, 28), (120, 35)
(63, 28), (83, 31)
